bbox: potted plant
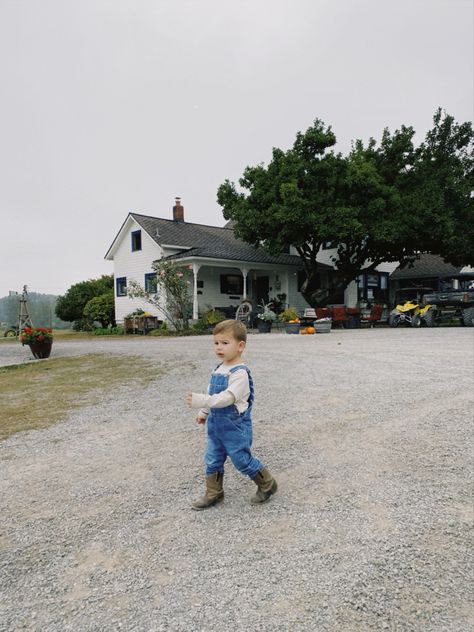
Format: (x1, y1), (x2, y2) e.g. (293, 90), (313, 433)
(20, 327), (54, 359)
(314, 317), (332, 334)
(256, 301), (276, 333)
(278, 308), (300, 334)
(202, 307), (225, 332)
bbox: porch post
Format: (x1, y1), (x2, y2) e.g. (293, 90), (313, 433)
(192, 263), (201, 319)
(283, 271), (290, 308)
(240, 266), (249, 299)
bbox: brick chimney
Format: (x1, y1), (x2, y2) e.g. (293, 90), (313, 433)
(173, 197), (184, 222)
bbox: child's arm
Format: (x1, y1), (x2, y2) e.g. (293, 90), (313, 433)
(187, 390), (236, 410)
(186, 370), (249, 411)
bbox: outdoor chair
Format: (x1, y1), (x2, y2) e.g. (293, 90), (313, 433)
(316, 308), (332, 320)
(360, 304), (384, 327)
(331, 306), (348, 328)
(235, 300), (253, 327)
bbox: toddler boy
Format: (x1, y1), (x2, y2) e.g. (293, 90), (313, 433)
(186, 319), (277, 510)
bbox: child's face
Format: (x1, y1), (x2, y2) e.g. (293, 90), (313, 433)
(213, 331), (246, 365)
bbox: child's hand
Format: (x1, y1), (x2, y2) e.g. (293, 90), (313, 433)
(195, 414), (207, 425)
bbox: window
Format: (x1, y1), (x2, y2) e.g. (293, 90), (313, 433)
(144, 273), (156, 292)
(220, 274), (243, 295)
(357, 272), (389, 302)
(131, 230), (142, 251)
(322, 241), (334, 250)
(116, 277), (127, 296)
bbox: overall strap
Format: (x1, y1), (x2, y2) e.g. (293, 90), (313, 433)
(228, 365), (254, 413)
(228, 364), (248, 374)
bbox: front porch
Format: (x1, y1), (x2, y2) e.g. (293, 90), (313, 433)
(178, 258), (309, 320)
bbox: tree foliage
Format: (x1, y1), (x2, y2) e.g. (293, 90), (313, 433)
(217, 110), (474, 306)
(83, 292), (115, 328)
(127, 260), (192, 330)
(55, 275), (113, 327)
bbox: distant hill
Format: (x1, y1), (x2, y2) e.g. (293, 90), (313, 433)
(0, 292), (72, 329)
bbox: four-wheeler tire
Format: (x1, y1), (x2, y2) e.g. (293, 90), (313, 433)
(3, 329), (17, 337)
(411, 315), (421, 327)
(389, 313), (402, 328)
(423, 308), (439, 328)
(461, 306), (474, 326)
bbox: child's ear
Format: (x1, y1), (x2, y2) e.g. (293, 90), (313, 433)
(238, 340), (246, 352)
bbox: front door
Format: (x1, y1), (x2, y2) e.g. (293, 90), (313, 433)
(255, 276), (269, 305)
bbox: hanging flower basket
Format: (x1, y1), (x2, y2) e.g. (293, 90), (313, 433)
(20, 327), (54, 359)
(28, 340), (53, 359)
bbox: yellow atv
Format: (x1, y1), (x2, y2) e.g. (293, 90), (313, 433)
(388, 287), (435, 328)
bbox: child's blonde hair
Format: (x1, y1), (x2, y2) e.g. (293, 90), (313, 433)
(213, 319), (247, 342)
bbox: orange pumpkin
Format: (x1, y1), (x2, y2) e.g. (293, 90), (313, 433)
(306, 326), (315, 334)
(300, 328), (307, 335)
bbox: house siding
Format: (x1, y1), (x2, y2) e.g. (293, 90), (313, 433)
(113, 220), (163, 324)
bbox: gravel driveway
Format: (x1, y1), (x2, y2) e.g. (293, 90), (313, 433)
(1, 328), (473, 631)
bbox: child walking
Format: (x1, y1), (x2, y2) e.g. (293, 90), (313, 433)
(186, 319), (277, 510)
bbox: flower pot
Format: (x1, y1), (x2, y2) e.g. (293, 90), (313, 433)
(284, 322), (300, 334)
(28, 340), (53, 359)
(257, 320), (272, 333)
(315, 320), (332, 334)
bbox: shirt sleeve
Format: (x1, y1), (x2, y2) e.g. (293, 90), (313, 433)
(189, 368), (250, 412)
(226, 369), (250, 406)
(190, 390), (236, 409)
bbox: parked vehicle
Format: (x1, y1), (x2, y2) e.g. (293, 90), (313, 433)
(422, 274), (474, 326)
(388, 287), (435, 328)
(2, 324), (19, 337)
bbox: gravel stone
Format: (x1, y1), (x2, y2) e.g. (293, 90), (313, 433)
(0, 328), (473, 631)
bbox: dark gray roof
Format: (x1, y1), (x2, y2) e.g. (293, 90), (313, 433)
(390, 254), (461, 280)
(131, 213), (332, 268)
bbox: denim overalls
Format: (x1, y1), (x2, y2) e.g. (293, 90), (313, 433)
(205, 364), (263, 479)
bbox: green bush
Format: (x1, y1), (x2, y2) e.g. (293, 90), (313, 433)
(202, 308), (226, 325)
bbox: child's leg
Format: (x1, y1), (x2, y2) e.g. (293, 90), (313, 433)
(221, 417), (263, 479)
(222, 417), (277, 503)
(192, 418), (227, 511)
(205, 418), (227, 476)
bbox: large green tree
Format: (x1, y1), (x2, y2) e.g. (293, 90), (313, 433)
(217, 111), (474, 306)
(55, 275), (113, 328)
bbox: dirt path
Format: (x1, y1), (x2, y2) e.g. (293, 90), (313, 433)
(1, 329), (473, 631)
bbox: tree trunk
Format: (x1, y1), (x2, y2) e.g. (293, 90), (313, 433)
(300, 271), (348, 308)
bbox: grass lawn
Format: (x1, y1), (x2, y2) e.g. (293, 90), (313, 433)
(0, 354), (162, 440)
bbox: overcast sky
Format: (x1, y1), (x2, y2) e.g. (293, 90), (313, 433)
(0, 0), (472, 298)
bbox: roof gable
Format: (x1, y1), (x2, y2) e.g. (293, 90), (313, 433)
(106, 212), (313, 268)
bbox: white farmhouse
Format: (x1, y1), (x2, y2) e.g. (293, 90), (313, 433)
(105, 198), (393, 324)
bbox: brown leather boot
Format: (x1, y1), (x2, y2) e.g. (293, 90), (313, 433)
(250, 467), (278, 504)
(192, 472), (224, 510)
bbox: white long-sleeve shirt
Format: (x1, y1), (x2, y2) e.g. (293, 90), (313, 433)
(190, 363), (250, 417)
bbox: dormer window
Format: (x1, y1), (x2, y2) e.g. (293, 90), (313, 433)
(131, 230), (142, 251)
